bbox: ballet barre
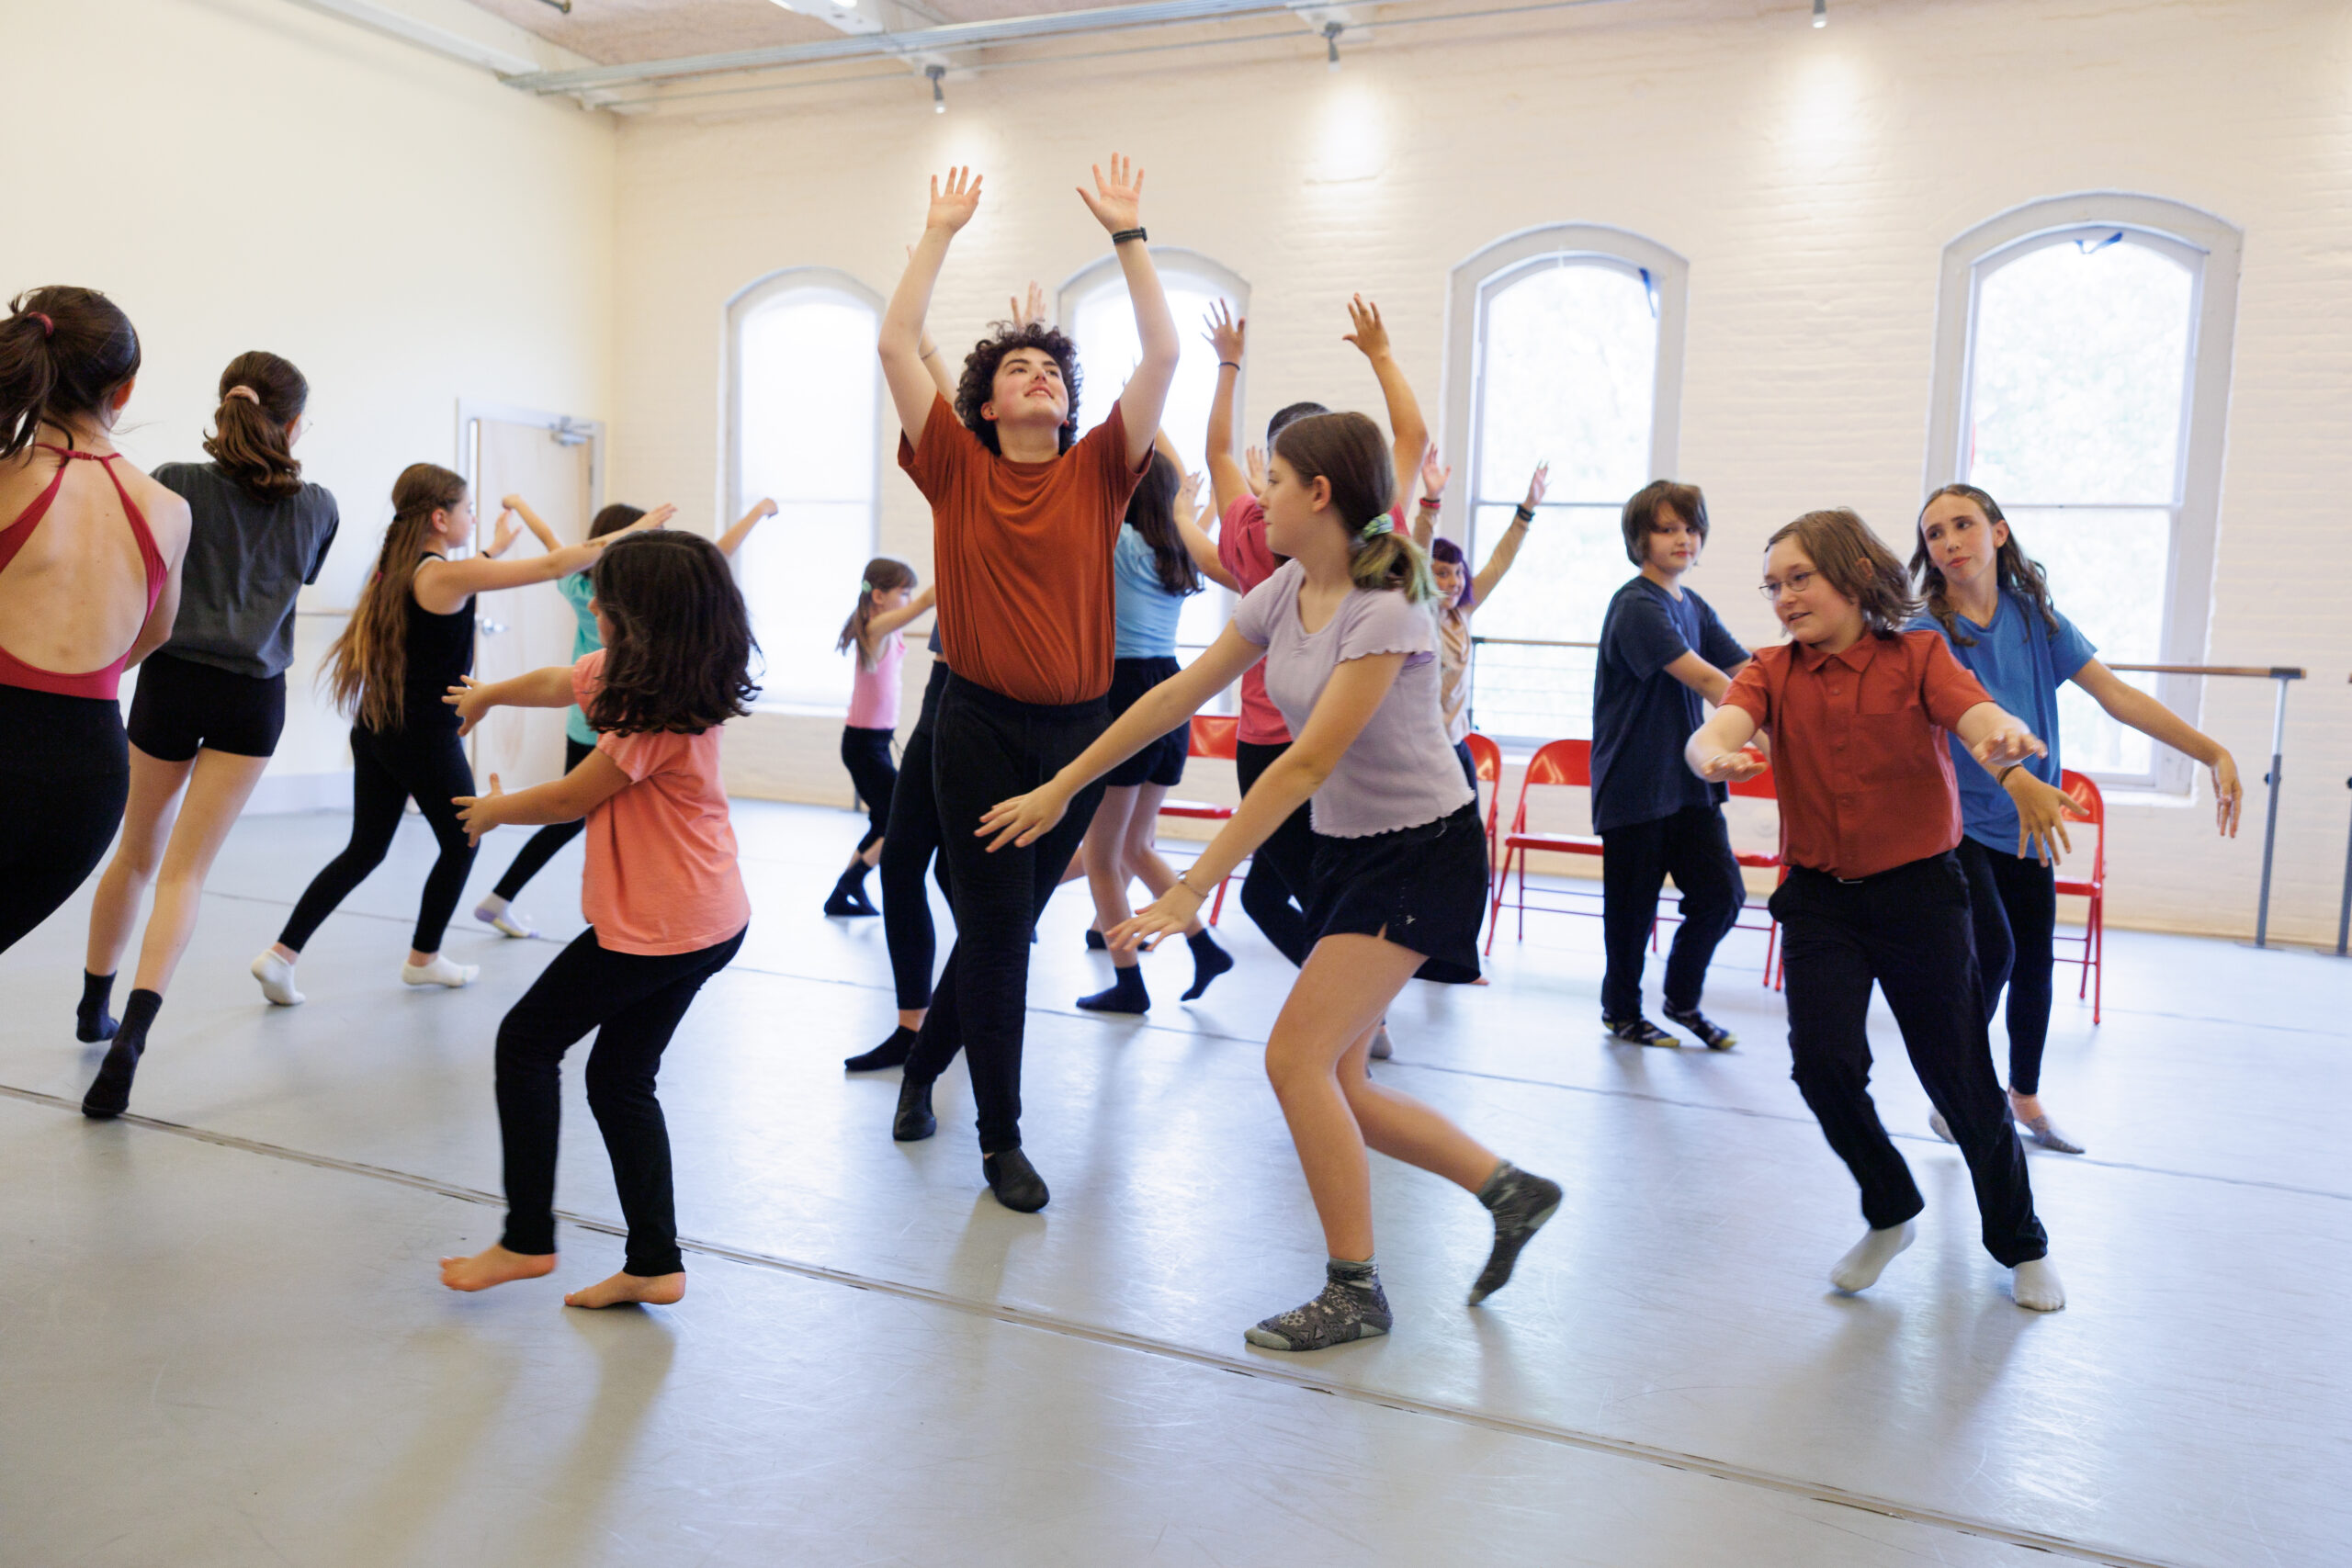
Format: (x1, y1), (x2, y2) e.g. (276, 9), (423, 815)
(2336, 673), (2352, 959)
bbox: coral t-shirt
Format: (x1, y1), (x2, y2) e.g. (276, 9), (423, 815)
(898, 393), (1147, 706)
(571, 652), (750, 955)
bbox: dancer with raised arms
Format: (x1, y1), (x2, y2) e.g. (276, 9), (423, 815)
(1685, 508), (2065, 1311)
(876, 159), (1178, 1212)
(981, 412), (1562, 1351)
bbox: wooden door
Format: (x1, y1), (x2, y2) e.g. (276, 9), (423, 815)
(471, 418), (593, 790)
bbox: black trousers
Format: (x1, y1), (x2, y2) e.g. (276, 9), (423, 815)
(0, 686), (129, 955)
(495, 924), (746, 1276)
(1955, 837), (2059, 1097)
(491, 737), (596, 903)
(1770, 855), (2047, 1267)
(901, 675), (1107, 1155)
(841, 725), (898, 856)
(1233, 738), (1317, 967)
(281, 723), (476, 954)
(1600, 806), (1746, 1020)
(880, 660), (955, 1011)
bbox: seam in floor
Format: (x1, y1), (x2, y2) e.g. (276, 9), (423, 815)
(4, 1080), (2191, 1568)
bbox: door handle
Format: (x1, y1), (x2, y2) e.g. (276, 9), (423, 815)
(481, 619), (510, 635)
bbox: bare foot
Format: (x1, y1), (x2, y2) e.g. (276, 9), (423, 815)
(565, 1269), (685, 1309)
(440, 1244), (558, 1292)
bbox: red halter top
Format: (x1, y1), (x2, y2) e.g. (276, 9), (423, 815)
(0, 444), (168, 701)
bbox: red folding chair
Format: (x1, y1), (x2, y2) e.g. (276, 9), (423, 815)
(1727, 764), (1788, 989)
(1485, 739), (1609, 954)
(1158, 715), (1240, 924)
(2053, 769), (2106, 1023)
(1464, 731), (1503, 875)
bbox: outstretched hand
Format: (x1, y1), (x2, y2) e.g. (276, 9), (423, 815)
(486, 507), (521, 558)
(1177, 468), (1205, 515)
(927, 166), (983, 233)
(1695, 747), (1769, 784)
(1078, 152), (1145, 234)
(751, 497), (779, 521)
(1342, 294), (1391, 360)
(976, 785), (1073, 852)
(453, 773), (505, 847)
(1522, 462), (1551, 511)
(1204, 300), (1246, 365)
(1419, 447), (1451, 502)
(444, 675), (492, 738)
(592, 502), (676, 543)
(1106, 883), (1203, 953)
(1245, 445), (1269, 499)
(1971, 716), (2048, 769)
(2209, 750), (2244, 838)
(1012, 281), (1048, 331)
(2007, 772), (2091, 867)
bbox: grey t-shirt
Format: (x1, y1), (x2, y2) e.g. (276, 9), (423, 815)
(1233, 559), (1475, 839)
(152, 462), (340, 680)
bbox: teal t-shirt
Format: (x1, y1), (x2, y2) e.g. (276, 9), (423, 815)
(560, 571), (603, 747)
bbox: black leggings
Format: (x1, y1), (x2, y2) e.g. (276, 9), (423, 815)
(495, 924), (745, 1276)
(280, 723), (477, 955)
(1955, 836), (2060, 1096)
(881, 660), (954, 1011)
(0, 686), (130, 954)
(841, 725), (897, 857)
(1233, 739), (1317, 967)
(491, 737), (596, 903)
(902, 675), (1107, 1155)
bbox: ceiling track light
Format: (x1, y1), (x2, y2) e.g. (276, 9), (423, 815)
(1812, 0), (1826, 27)
(1324, 19), (1343, 71)
(926, 62), (945, 112)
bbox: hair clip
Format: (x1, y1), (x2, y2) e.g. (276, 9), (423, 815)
(1360, 515), (1394, 539)
(860, 580), (873, 592)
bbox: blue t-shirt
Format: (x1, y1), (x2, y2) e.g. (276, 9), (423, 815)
(1908, 591), (2095, 852)
(1590, 576), (1749, 833)
(559, 570), (604, 747)
(1113, 524), (1187, 660)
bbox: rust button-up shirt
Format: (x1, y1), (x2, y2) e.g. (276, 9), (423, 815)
(1723, 629), (1995, 879)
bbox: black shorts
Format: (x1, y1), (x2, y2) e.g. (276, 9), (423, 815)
(1103, 656), (1188, 788)
(1306, 801), (1487, 984)
(126, 651), (288, 761)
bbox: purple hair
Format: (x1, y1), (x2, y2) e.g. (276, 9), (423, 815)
(1430, 536), (1472, 605)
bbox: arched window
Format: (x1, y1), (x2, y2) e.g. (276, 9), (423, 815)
(1927, 195), (2241, 791)
(724, 266), (883, 711)
(1439, 225), (1688, 742)
(1059, 249), (1250, 658)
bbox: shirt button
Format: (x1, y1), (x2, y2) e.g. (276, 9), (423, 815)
(1828, 685), (1842, 696)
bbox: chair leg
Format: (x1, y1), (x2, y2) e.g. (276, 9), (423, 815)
(1484, 848), (1512, 956)
(2090, 893), (2103, 1025)
(1762, 921), (1778, 990)
(1210, 872), (1227, 926)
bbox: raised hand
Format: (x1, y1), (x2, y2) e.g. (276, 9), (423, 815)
(592, 502), (677, 543)
(500, 493), (526, 512)
(1522, 462), (1551, 511)
(976, 784), (1073, 852)
(927, 166), (983, 234)
(1177, 468), (1205, 517)
(1204, 301), (1246, 365)
(752, 497), (779, 520)
(443, 675), (491, 738)
(1077, 152), (1144, 235)
(1245, 445), (1269, 499)
(1012, 281), (1048, 331)
(1695, 747), (1770, 784)
(454, 773), (505, 847)
(1341, 294), (1392, 360)
(486, 507), (521, 558)
(1419, 447), (1451, 503)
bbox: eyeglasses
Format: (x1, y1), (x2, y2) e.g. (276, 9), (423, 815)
(1758, 568), (1817, 602)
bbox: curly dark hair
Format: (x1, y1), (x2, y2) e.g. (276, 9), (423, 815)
(584, 531), (760, 736)
(954, 321), (1082, 456)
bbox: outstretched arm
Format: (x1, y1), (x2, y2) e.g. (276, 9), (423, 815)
(1080, 154), (1179, 468)
(1469, 463), (1546, 604)
(1342, 295), (1430, 499)
(1161, 448), (1239, 592)
(501, 494), (562, 553)
(444, 668), (577, 736)
(1685, 705), (1768, 782)
(880, 167), (984, 446)
(717, 498), (778, 558)
(1410, 449), (1449, 549)
(865, 584), (937, 643)
(1203, 302), (1251, 521)
(2071, 660), (2243, 835)
(454, 751), (633, 844)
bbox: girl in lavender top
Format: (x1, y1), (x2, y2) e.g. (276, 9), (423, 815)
(979, 412), (1560, 1353)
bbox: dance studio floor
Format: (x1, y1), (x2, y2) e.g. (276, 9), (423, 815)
(2, 800), (2345, 1568)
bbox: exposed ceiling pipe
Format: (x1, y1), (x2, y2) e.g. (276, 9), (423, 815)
(282, 0), (542, 76)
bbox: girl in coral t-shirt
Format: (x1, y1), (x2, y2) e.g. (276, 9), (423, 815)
(435, 530), (755, 1311)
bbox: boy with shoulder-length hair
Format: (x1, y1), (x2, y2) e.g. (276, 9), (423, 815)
(1590, 479), (1751, 1050)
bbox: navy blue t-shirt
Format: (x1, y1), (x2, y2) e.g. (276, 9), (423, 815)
(1591, 576), (1749, 833)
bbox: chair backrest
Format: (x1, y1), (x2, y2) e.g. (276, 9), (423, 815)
(2058, 768), (2106, 883)
(1189, 714), (1239, 761)
(1464, 730), (1501, 783)
(1521, 737), (1591, 789)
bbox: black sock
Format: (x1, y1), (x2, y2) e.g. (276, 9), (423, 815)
(826, 863), (879, 916)
(1078, 965), (1150, 1013)
(1180, 931), (1233, 1001)
(1084, 929), (1108, 951)
(77, 970), (119, 1043)
(82, 988), (161, 1120)
(844, 1024), (918, 1072)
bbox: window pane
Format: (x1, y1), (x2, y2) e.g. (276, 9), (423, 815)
(2005, 505), (2168, 777)
(1968, 238), (2192, 505)
(1069, 277), (1233, 479)
(736, 502), (873, 710)
(1476, 262), (1656, 505)
(1462, 502), (1623, 739)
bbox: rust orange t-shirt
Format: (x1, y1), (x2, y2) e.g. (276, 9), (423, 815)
(1721, 628), (1996, 880)
(898, 393), (1147, 706)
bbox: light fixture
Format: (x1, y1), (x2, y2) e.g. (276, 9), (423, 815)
(927, 62), (945, 113)
(1812, 0), (1826, 26)
(1324, 19), (1343, 71)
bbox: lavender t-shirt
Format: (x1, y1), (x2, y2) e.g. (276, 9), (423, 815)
(1232, 560), (1476, 839)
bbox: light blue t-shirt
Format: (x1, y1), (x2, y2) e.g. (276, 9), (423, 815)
(1113, 524), (1187, 660)
(559, 571), (603, 747)
(1909, 590), (2095, 852)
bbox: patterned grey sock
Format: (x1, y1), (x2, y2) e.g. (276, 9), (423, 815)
(1244, 1259), (1393, 1352)
(1470, 1161), (1563, 1305)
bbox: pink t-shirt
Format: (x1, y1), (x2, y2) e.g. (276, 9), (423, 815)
(571, 652), (751, 956)
(846, 629), (903, 730)
(1216, 494), (1290, 747)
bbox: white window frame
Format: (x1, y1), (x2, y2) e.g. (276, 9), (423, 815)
(720, 265), (885, 715)
(1438, 223), (1690, 745)
(1925, 192), (2242, 795)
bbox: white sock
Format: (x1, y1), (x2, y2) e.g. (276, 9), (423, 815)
(2010, 1257), (2066, 1312)
(474, 897), (536, 939)
(250, 949), (304, 1007)
(401, 955), (480, 989)
(1829, 1220), (1916, 1293)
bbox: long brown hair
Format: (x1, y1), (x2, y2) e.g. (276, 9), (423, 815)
(1127, 449), (1200, 596)
(837, 558), (917, 671)
(323, 463), (467, 730)
(1272, 411), (1434, 603)
(1765, 509), (1919, 637)
(586, 531), (759, 734)
(0, 286), (141, 461)
(204, 351), (307, 501)
(1910, 483), (2061, 648)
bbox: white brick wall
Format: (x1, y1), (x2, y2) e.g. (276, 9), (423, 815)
(603, 0), (2348, 944)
